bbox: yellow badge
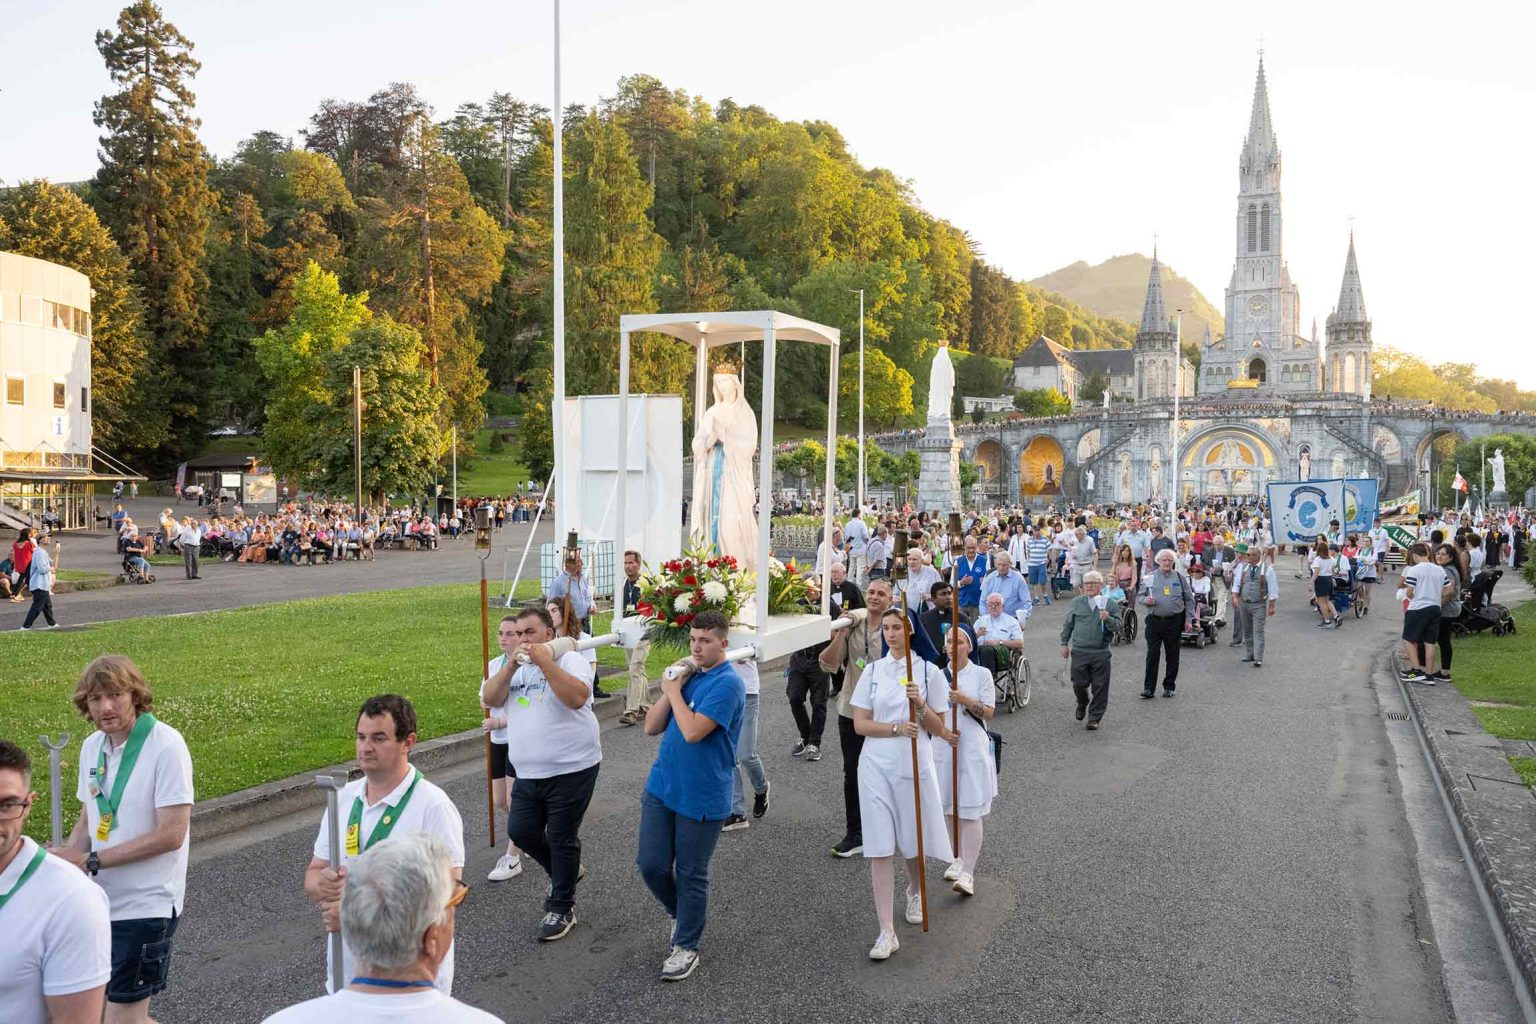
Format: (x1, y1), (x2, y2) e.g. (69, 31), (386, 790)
(1163, 586), (1171, 596)
(345, 822), (361, 857)
(382, 815), (392, 826)
(95, 813), (112, 842)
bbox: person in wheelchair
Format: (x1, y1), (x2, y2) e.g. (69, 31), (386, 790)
(123, 534), (152, 578)
(972, 592), (1023, 675)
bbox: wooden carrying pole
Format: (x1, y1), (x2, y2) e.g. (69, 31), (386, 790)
(948, 511), (963, 857)
(476, 507), (495, 846)
(892, 530), (929, 932)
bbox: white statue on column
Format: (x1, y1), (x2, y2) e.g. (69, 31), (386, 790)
(927, 339), (955, 423)
(1490, 448), (1507, 494)
(690, 368), (759, 574)
(1085, 468), (1095, 491)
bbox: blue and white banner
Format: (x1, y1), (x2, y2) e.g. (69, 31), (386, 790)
(1268, 479), (1347, 545)
(1343, 478), (1379, 535)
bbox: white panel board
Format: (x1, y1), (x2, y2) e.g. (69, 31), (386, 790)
(562, 394), (683, 570)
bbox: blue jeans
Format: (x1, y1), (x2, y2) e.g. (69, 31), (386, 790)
(731, 692), (766, 817)
(637, 791), (724, 951)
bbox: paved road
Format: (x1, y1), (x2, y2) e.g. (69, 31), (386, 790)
(154, 575), (1462, 1024)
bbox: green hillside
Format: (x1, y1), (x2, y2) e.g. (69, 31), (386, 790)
(1030, 253), (1224, 344)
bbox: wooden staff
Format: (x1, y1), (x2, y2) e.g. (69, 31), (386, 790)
(892, 530), (929, 932)
(947, 511), (963, 857)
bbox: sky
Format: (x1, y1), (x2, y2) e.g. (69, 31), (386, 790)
(5, 0), (1534, 384)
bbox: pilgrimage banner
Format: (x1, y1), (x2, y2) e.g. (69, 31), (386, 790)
(1379, 488), (1421, 522)
(1384, 523), (1419, 550)
(1343, 478), (1379, 534)
(1267, 478), (1347, 546)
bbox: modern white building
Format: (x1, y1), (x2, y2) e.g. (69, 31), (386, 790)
(0, 250), (128, 529)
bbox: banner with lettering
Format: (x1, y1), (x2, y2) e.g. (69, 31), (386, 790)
(1379, 489), (1421, 522)
(1343, 478), (1379, 534)
(1267, 479), (1347, 546)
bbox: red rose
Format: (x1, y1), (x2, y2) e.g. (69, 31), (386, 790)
(636, 601), (654, 617)
(683, 575), (697, 585)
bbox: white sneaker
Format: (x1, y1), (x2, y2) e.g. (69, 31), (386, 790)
(487, 854), (522, 881)
(952, 872), (975, 896)
(942, 859), (963, 882)
(660, 946), (699, 982)
(904, 890), (923, 925)
(868, 931), (899, 960)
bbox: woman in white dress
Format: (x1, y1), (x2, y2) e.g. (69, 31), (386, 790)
(930, 628), (996, 897)
(851, 608), (956, 961)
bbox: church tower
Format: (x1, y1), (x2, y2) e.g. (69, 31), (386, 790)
(1203, 57), (1315, 394)
(1325, 232), (1372, 399)
(1133, 252), (1178, 400)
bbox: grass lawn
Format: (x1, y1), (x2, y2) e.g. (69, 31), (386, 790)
(1450, 602), (1536, 789)
(56, 569), (113, 582)
(453, 428), (532, 497)
(4, 579), (676, 842)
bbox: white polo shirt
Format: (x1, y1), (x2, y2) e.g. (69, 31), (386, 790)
(264, 988), (503, 1023)
(498, 651), (601, 779)
(75, 717), (194, 921)
(0, 838), (112, 1024)
(313, 768), (465, 993)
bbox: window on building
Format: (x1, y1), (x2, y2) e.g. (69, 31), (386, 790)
(1260, 204), (1271, 251)
(1246, 205), (1257, 253)
(53, 381), (66, 408)
(82, 386), (90, 412)
(5, 376), (22, 405)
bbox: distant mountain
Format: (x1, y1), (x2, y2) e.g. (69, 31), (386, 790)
(1030, 253), (1224, 344)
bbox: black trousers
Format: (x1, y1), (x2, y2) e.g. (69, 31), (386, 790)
(786, 666), (830, 746)
(838, 715), (864, 842)
(1071, 649), (1112, 721)
(508, 763), (600, 916)
(1143, 613), (1182, 694)
(22, 588), (55, 627)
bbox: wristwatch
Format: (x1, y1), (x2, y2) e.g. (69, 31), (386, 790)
(85, 851), (100, 876)
(890, 722), (899, 736)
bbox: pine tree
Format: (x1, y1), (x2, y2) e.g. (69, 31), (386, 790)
(0, 181), (166, 456)
(92, 0), (216, 460)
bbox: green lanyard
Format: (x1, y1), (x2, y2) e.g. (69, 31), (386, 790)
(345, 770), (421, 857)
(0, 846), (47, 913)
(92, 713), (157, 842)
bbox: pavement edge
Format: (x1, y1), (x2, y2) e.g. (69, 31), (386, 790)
(1393, 633), (1536, 1000)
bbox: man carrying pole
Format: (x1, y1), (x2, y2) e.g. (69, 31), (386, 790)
(304, 695), (465, 993)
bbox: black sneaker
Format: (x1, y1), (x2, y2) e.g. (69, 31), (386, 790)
(1140, 691), (1155, 700)
(720, 814), (749, 832)
(1085, 720), (1100, 731)
(831, 835), (864, 858)
(1075, 704), (1087, 721)
(1162, 690), (1175, 698)
(752, 782), (770, 819)
(1433, 671), (1451, 682)
(791, 740), (808, 757)
(804, 744), (821, 761)
(537, 911), (577, 942)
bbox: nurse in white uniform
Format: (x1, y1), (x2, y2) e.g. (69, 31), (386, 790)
(851, 607), (955, 961)
(930, 628), (997, 897)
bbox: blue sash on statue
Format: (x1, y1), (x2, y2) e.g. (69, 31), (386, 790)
(709, 442), (724, 550)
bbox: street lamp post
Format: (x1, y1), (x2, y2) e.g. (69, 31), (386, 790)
(853, 288), (865, 513)
(1170, 309), (1184, 515)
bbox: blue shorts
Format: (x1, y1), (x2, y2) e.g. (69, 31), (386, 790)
(1028, 565), (1048, 585)
(108, 912), (179, 1003)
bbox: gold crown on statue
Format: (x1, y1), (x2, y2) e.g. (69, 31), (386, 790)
(713, 359), (740, 376)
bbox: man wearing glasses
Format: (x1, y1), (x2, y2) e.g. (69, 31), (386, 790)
(305, 695), (465, 993)
(267, 833), (502, 1023)
(0, 739), (112, 1024)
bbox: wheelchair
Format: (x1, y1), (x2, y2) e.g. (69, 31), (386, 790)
(118, 555), (156, 585)
(984, 644), (1031, 713)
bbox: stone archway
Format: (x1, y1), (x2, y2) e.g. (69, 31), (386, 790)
(1019, 435), (1065, 499)
(974, 438), (1005, 504)
(1178, 423), (1282, 500)
(1248, 357), (1267, 383)
(1076, 428), (1102, 463)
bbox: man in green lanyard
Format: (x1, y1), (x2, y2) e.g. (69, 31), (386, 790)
(0, 738), (112, 1024)
(304, 695), (465, 993)
(53, 656), (193, 1024)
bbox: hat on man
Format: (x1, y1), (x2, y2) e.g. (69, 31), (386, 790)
(1234, 542), (1250, 554)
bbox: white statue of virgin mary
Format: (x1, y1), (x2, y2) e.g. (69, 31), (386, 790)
(927, 339), (955, 422)
(690, 368), (759, 574)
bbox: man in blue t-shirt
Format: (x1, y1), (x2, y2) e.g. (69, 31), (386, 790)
(638, 610), (745, 984)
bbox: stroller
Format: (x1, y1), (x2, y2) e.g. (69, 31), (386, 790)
(119, 554), (156, 585)
(1452, 568), (1516, 637)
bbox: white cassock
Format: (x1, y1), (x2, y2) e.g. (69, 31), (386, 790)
(853, 655), (954, 862)
(931, 662), (998, 820)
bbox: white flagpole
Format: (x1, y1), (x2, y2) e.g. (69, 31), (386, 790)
(550, 0), (567, 540)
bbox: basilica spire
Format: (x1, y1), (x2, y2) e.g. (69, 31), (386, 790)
(1331, 232), (1368, 323)
(1139, 254), (1168, 335)
(1240, 56), (1281, 192)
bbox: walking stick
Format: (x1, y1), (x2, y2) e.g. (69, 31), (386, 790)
(314, 772), (348, 993)
(947, 512), (963, 859)
(475, 507), (495, 847)
(39, 733), (69, 848)
(892, 530), (929, 932)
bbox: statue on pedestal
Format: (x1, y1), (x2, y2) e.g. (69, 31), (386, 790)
(927, 340), (955, 423)
(690, 367), (758, 574)
(1490, 448), (1507, 495)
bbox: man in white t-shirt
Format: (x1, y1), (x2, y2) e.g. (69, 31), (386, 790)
(1, 739), (112, 1024)
(972, 591), (1024, 673)
(844, 515), (870, 586)
(305, 695), (465, 993)
(267, 833), (501, 1024)
(53, 655), (192, 1023)
(482, 605), (601, 943)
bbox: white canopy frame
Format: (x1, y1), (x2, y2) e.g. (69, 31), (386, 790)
(615, 311), (841, 636)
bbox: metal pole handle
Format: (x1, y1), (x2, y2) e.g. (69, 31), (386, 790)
(40, 734), (69, 849)
(314, 773), (348, 993)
